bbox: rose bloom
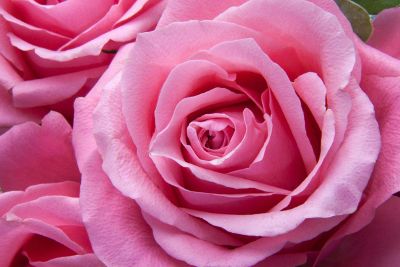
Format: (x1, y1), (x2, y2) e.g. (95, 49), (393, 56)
(0, 112), (103, 266)
(0, 0), (166, 133)
(70, 0), (400, 266)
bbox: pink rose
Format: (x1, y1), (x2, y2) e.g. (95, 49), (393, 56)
(0, 0), (166, 131)
(73, 1), (400, 266)
(0, 182), (103, 267)
(0, 112), (103, 266)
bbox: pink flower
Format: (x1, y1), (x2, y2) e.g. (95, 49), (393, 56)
(72, 1), (400, 266)
(0, 0), (166, 130)
(0, 182), (103, 267)
(0, 112), (103, 266)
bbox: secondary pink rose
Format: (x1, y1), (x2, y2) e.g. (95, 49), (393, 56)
(368, 7), (400, 60)
(0, 0), (166, 131)
(0, 112), (102, 266)
(73, 1), (400, 266)
(0, 181), (103, 267)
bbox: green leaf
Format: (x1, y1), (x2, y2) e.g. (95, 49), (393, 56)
(352, 0), (400, 14)
(336, 0), (373, 41)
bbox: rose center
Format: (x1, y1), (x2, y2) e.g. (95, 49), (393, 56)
(186, 115), (236, 157)
(201, 128), (233, 150)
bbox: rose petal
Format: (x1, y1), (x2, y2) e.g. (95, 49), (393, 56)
(31, 254), (104, 267)
(12, 66), (105, 107)
(0, 86), (46, 132)
(121, 20), (260, 184)
(368, 7), (400, 60)
(317, 42), (400, 263)
(154, 59), (235, 133)
(145, 213), (345, 266)
(10, 0), (115, 37)
(92, 77), (243, 247)
(7, 196), (82, 226)
(2, 17), (71, 50)
(293, 72), (327, 128)
(183, 82), (380, 237)
(230, 92), (306, 190)
(192, 38), (317, 172)
(157, 0), (247, 27)
(216, 0), (356, 92)
(0, 112), (80, 191)
(78, 151), (184, 266)
(319, 197), (400, 267)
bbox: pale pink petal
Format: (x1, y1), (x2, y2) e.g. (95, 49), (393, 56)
(0, 112), (80, 191)
(12, 66), (105, 107)
(152, 87), (268, 172)
(92, 78), (243, 247)
(31, 254), (105, 267)
(61, 0), (165, 51)
(270, 110), (335, 211)
(216, 0), (356, 92)
(0, 182), (98, 266)
(8, 2), (164, 62)
(1, 16), (71, 49)
(319, 197), (400, 267)
(177, 187), (284, 214)
(72, 43), (133, 168)
(154, 59), (235, 133)
(145, 213), (344, 266)
(0, 18), (30, 74)
(152, 155), (291, 194)
(293, 72), (327, 128)
(192, 38), (317, 172)
(305, 0), (363, 81)
(184, 113), (241, 160)
(317, 42), (400, 263)
(0, 181), (80, 215)
(8, 196), (82, 226)
(183, 82), (380, 237)
(0, 54), (22, 89)
(121, 20), (259, 183)
(368, 7), (400, 59)
(78, 152), (184, 267)
(116, 0), (159, 25)
(0, 87), (46, 132)
(157, 0), (247, 27)
(10, 0), (115, 37)
(0, 219), (86, 260)
(230, 95), (306, 190)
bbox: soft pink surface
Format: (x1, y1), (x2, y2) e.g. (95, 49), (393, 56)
(72, 0), (400, 266)
(368, 7), (400, 60)
(0, 112), (80, 191)
(0, 182), (104, 267)
(0, 0), (166, 121)
(320, 196), (400, 267)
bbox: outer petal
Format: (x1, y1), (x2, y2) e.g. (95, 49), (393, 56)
(319, 197), (400, 267)
(368, 7), (400, 60)
(0, 182), (91, 267)
(157, 0), (247, 27)
(31, 254), (104, 267)
(0, 112), (80, 191)
(12, 67), (105, 107)
(215, 0), (356, 93)
(0, 87), (46, 133)
(316, 39), (400, 265)
(78, 152), (185, 267)
(73, 44), (185, 266)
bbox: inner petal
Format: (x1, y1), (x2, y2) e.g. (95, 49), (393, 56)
(189, 116), (234, 155)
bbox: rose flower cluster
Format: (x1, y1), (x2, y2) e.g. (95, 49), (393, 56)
(1, 0), (400, 266)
